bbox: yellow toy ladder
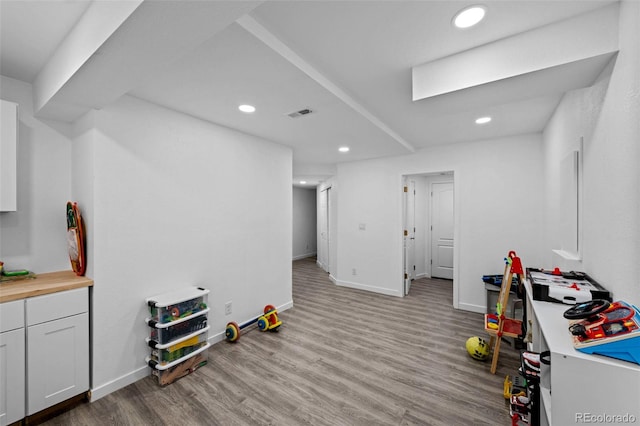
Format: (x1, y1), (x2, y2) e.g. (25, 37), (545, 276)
(484, 250), (524, 374)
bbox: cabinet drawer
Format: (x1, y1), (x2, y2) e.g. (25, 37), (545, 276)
(27, 288), (88, 326)
(1, 299), (25, 332)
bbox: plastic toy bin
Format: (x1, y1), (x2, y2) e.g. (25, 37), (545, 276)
(146, 287), (209, 324)
(145, 286), (211, 386)
(146, 311), (209, 344)
(147, 344), (209, 386)
(147, 328), (210, 365)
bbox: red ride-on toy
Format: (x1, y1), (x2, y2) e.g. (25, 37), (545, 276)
(225, 305), (282, 342)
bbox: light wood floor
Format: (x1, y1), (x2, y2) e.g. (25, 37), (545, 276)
(42, 257), (520, 425)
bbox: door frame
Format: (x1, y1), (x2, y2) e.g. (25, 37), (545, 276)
(402, 178), (416, 295)
(400, 171), (458, 307)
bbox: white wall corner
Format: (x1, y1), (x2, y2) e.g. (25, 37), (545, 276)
(551, 249), (583, 272)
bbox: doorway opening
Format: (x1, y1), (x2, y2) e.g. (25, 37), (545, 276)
(402, 172), (455, 297)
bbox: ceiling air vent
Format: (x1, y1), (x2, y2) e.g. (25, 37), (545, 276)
(287, 108), (313, 118)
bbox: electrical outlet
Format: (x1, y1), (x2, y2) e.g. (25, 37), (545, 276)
(352, 268), (357, 276)
(225, 301), (232, 315)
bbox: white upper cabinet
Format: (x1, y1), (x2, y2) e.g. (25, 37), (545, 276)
(0, 99), (18, 212)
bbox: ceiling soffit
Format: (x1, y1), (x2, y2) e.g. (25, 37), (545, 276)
(412, 4), (619, 105)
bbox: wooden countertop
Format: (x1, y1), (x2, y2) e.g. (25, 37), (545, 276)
(0, 270), (93, 303)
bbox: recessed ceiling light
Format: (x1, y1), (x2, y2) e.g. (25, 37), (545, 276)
(238, 104), (256, 113)
(300, 181), (307, 184)
(475, 116), (492, 124)
(338, 146), (350, 153)
(453, 5), (486, 29)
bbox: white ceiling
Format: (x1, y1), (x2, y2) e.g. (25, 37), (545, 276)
(0, 0), (617, 187)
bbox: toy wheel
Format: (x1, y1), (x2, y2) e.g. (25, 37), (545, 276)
(267, 312), (279, 326)
(264, 305), (276, 314)
(257, 316), (269, 331)
(170, 307), (180, 318)
(225, 322), (240, 342)
(563, 299), (610, 320)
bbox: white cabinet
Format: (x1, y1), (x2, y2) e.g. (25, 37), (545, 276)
(525, 281), (640, 425)
(25, 288), (90, 415)
(0, 300), (25, 426)
(0, 99), (18, 212)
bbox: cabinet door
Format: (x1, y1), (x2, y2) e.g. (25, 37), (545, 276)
(27, 313), (89, 415)
(0, 99), (18, 212)
(0, 328), (25, 426)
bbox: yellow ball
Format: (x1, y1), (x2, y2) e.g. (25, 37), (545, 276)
(466, 336), (490, 361)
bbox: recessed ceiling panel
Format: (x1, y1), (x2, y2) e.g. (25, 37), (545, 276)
(129, 23), (409, 165)
(252, 0), (618, 148)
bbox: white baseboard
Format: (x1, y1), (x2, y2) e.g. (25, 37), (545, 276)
(334, 278), (402, 298)
(292, 252), (317, 261)
(90, 300), (295, 402)
(278, 300), (294, 312)
(457, 302), (486, 314)
(208, 329), (227, 344)
(316, 260), (329, 272)
(90, 366), (149, 402)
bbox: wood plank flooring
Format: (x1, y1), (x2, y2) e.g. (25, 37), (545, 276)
(41, 257), (520, 425)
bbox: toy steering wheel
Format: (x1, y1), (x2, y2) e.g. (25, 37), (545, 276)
(563, 299), (610, 320)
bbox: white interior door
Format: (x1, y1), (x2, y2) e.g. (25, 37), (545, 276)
(319, 188), (330, 273)
(403, 180), (416, 295)
(431, 182), (454, 279)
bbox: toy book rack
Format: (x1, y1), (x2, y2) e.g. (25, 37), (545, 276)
(485, 251), (524, 374)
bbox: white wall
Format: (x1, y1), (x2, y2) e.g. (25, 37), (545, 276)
(334, 134), (545, 309)
(0, 76), (71, 273)
(543, 0), (640, 305)
(72, 95), (293, 398)
(1, 81), (294, 399)
(292, 186), (317, 260)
